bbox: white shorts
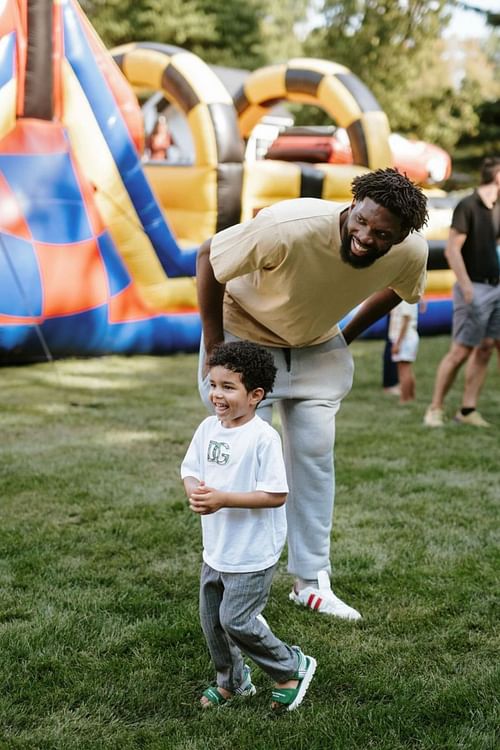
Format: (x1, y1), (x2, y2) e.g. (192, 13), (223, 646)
(391, 329), (419, 363)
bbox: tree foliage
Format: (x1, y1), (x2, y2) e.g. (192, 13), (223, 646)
(80, 0), (499, 156)
(80, 0), (210, 49)
(302, 1), (476, 149)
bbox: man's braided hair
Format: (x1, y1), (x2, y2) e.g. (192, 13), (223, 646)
(351, 168), (428, 232)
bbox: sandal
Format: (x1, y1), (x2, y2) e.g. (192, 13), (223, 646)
(271, 648), (317, 711)
(201, 665), (256, 708)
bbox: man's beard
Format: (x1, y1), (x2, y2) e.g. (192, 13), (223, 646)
(339, 231), (391, 269)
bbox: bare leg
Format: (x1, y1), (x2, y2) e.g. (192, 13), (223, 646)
(462, 339), (494, 408)
(430, 342), (472, 409)
(397, 361), (415, 402)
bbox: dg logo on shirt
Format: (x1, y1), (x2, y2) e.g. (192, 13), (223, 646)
(207, 440), (230, 465)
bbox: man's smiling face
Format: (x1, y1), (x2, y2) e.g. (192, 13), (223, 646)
(340, 197), (408, 269)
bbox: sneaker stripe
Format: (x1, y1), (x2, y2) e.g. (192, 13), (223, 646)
(306, 594), (323, 610)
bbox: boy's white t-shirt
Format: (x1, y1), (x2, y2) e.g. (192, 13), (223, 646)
(181, 415), (288, 573)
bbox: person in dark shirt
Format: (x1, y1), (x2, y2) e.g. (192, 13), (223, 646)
(424, 157), (500, 427)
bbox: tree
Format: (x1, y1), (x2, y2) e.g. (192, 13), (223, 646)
(301, 0), (484, 150)
(260, 0), (309, 64)
(80, 0), (267, 70)
(188, 0), (267, 69)
(80, 0), (210, 49)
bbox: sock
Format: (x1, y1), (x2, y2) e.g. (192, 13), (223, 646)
(461, 407), (475, 416)
(296, 577), (317, 591)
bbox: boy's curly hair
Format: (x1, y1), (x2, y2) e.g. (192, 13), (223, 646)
(208, 341), (277, 396)
(351, 168), (428, 232)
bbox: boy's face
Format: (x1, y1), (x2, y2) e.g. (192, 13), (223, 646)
(208, 366), (263, 428)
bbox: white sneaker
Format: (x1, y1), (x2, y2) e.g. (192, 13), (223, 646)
(424, 406), (445, 427)
(289, 571), (362, 620)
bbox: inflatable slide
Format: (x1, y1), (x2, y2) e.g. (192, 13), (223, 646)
(0, 0), (200, 362)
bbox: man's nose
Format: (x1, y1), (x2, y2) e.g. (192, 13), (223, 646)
(358, 227), (374, 245)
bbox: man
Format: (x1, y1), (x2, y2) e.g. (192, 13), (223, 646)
(196, 168), (429, 620)
(424, 157), (500, 428)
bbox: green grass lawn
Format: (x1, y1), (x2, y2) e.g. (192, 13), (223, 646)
(1, 337), (498, 749)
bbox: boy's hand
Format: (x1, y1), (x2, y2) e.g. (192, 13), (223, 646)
(189, 481), (225, 515)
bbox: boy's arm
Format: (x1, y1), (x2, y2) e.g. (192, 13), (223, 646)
(183, 476), (201, 498)
(189, 483), (287, 515)
(392, 314), (411, 354)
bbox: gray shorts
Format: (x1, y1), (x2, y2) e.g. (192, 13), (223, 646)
(452, 282), (500, 347)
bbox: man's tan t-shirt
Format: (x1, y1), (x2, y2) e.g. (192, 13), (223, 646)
(210, 198), (428, 348)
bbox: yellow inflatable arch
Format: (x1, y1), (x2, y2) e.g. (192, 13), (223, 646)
(235, 58), (394, 219)
(112, 42), (245, 243)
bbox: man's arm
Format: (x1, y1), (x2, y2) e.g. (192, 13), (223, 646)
(196, 239), (226, 361)
(342, 288), (402, 344)
(444, 228), (472, 303)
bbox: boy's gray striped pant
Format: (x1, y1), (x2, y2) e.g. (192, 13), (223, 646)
(200, 562), (299, 691)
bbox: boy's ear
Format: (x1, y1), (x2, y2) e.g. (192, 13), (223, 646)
(250, 387), (265, 405)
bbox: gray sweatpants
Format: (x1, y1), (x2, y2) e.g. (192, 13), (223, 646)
(198, 332), (354, 579)
(200, 562), (299, 691)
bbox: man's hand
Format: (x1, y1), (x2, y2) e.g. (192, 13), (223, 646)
(461, 280), (474, 305)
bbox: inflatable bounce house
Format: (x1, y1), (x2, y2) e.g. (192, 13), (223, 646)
(0, 0), (454, 362)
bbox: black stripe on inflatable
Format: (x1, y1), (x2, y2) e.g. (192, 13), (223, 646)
(233, 87), (250, 115)
(427, 241), (448, 270)
(299, 165), (324, 199)
(208, 103), (245, 164)
(260, 97), (284, 109)
(347, 120), (369, 167)
(113, 52), (125, 70)
(24, 0), (53, 119)
(285, 68), (323, 97)
(335, 73), (381, 112)
(216, 164), (243, 232)
(161, 64), (200, 113)
(134, 41), (188, 57)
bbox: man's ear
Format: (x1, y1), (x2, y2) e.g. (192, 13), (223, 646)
(398, 227), (411, 243)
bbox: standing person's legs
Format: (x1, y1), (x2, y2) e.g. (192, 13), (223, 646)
(456, 284), (500, 425)
(429, 341), (471, 409)
(383, 317), (399, 393)
(397, 361), (415, 402)
(425, 283), (476, 426)
(279, 398), (338, 579)
(270, 337), (360, 619)
(264, 336), (354, 581)
(462, 338), (495, 408)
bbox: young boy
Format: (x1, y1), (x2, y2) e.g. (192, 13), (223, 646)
(388, 300), (420, 403)
(181, 340), (316, 711)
